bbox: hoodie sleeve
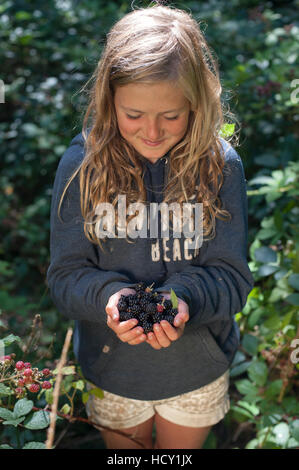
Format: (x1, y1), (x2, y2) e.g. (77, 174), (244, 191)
(46, 136), (136, 324)
(156, 145), (254, 326)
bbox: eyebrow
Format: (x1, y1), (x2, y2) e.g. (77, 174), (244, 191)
(120, 105), (185, 114)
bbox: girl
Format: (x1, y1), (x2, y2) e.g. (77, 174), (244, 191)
(47, 4), (254, 449)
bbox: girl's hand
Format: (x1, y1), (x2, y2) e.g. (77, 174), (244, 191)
(146, 292), (189, 350)
(105, 288), (147, 346)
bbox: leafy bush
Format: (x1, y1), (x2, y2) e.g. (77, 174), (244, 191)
(1, 0), (298, 448)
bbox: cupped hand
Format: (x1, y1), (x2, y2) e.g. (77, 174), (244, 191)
(146, 291), (189, 350)
(105, 288), (147, 346)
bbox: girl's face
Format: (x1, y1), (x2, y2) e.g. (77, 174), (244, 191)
(114, 81), (191, 164)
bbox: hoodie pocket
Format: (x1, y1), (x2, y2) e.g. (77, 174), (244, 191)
(195, 325), (230, 367)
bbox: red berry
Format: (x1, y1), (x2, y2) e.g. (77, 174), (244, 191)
(42, 368), (50, 377)
(15, 361), (25, 370)
(24, 362), (31, 368)
(29, 384), (39, 393)
(42, 381), (51, 389)
(15, 387), (24, 395)
(18, 379), (25, 387)
(157, 304), (164, 313)
(23, 368), (33, 377)
(24, 376), (33, 384)
(4, 355), (11, 360)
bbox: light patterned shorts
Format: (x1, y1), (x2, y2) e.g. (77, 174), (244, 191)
(85, 370), (230, 430)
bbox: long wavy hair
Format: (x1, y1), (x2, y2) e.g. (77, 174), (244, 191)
(58, 4), (239, 249)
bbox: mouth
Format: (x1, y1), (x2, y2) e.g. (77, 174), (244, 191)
(142, 138), (164, 147)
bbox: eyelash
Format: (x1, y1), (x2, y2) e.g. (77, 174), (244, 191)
(126, 114), (179, 121)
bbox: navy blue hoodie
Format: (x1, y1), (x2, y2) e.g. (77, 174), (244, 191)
(46, 132), (254, 400)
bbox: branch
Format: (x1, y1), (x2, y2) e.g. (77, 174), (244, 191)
(45, 327), (73, 449)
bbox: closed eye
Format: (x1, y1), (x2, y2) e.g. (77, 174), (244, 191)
(126, 114), (179, 120)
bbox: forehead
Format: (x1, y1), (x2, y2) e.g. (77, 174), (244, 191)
(114, 81), (189, 112)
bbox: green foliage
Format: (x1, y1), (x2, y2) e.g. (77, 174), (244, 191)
(1, 0), (298, 449)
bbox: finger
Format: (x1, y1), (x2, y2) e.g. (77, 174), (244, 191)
(119, 325), (145, 343)
(152, 323), (171, 348)
(159, 320), (180, 341)
(128, 333), (147, 345)
(174, 311), (189, 328)
(146, 332), (162, 350)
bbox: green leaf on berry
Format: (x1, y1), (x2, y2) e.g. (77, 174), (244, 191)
(0, 407), (14, 420)
(3, 417), (25, 427)
(170, 288), (178, 309)
(13, 398), (33, 418)
(24, 410), (50, 430)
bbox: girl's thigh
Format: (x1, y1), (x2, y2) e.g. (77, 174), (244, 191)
(101, 415), (155, 449)
(154, 413), (212, 449)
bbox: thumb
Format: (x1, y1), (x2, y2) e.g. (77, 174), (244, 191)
(106, 294), (120, 320)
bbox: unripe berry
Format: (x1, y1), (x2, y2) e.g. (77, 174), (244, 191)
(24, 376), (33, 384)
(42, 381), (52, 389)
(24, 362), (31, 368)
(15, 387), (25, 395)
(42, 368), (50, 377)
(18, 378), (25, 387)
(23, 368), (33, 377)
(29, 384), (39, 393)
(15, 361), (25, 370)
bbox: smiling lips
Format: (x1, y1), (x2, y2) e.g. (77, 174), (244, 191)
(142, 138), (164, 147)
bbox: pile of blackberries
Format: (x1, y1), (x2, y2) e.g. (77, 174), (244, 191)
(117, 282), (178, 334)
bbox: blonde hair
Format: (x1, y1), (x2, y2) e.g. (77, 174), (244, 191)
(59, 4), (238, 249)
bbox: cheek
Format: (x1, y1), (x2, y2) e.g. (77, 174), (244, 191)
(168, 118), (189, 136)
(118, 117), (139, 136)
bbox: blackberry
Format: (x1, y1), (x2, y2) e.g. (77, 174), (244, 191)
(163, 300), (173, 312)
(135, 282), (146, 293)
(138, 312), (150, 324)
(162, 315), (175, 326)
(152, 312), (162, 324)
(117, 297), (127, 312)
(145, 303), (157, 316)
(130, 303), (142, 315)
(119, 311), (135, 322)
(142, 321), (154, 334)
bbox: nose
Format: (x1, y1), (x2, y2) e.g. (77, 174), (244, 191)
(144, 117), (164, 141)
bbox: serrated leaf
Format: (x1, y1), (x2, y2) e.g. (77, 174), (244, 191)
(13, 398), (33, 418)
(0, 383), (14, 397)
(2, 333), (21, 346)
(22, 441), (46, 449)
(235, 379), (259, 397)
(82, 392), (89, 404)
(290, 419), (299, 442)
(272, 423), (290, 446)
(24, 410), (50, 430)
(0, 444), (14, 449)
(72, 379), (84, 391)
(89, 387), (104, 399)
(60, 404), (71, 415)
(3, 416), (25, 427)
(248, 361), (268, 387)
(0, 407), (14, 420)
(52, 365), (75, 375)
(170, 288), (178, 309)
